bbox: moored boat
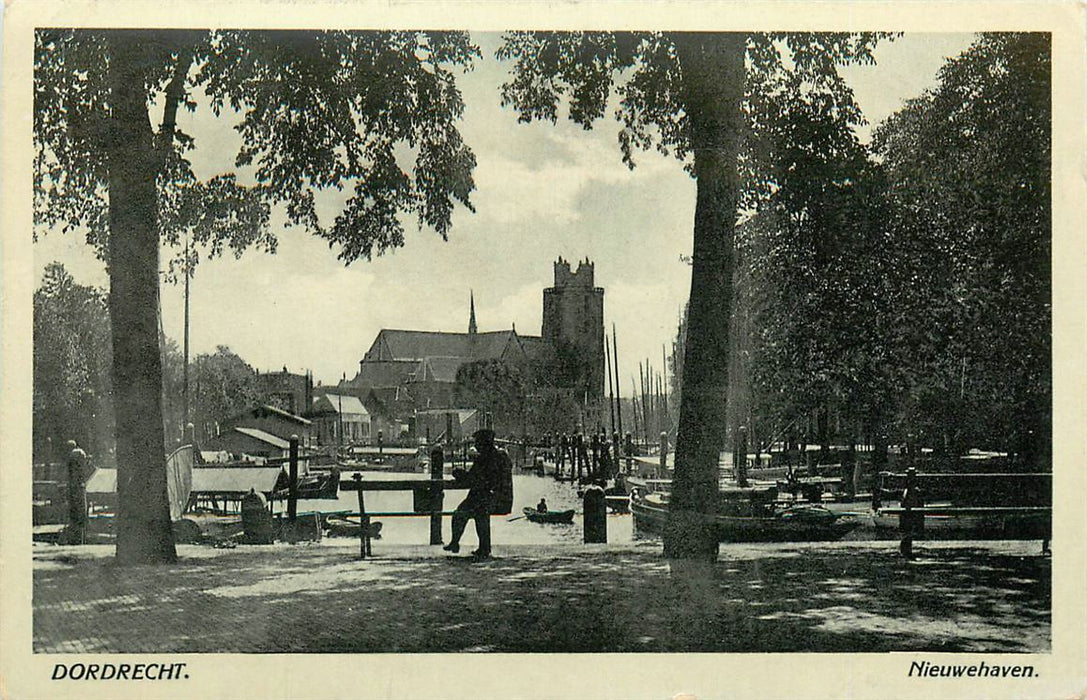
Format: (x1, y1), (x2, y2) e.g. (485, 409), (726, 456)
(325, 516), (384, 539)
(522, 507), (576, 524)
(630, 485), (861, 543)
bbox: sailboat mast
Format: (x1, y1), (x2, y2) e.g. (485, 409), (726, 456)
(605, 333), (616, 433)
(612, 324), (624, 439)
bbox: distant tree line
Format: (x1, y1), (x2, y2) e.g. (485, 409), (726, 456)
(33, 263), (262, 465)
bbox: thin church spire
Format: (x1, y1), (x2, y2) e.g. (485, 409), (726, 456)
(468, 290), (478, 335)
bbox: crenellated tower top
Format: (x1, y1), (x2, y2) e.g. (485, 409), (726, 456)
(553, 256), (595, 288)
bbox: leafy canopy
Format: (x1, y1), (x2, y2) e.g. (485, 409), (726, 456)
(497, 31), (891, 208)
(34, 29), (480, 273)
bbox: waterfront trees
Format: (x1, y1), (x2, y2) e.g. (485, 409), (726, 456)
(872, 33), (1050, 461)
(34, 29), (479, 564)
(454, 359), (527, 436)
(662, 32), (1051, 470)
(163, 345), (262, 446)
(497, 32), (889, 558)
(33, 263), (115, 465)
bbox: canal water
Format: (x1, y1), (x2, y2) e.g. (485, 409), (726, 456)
(295, 472), (634, 546)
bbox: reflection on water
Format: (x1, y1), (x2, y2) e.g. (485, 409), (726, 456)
(294, 472), (633, 546)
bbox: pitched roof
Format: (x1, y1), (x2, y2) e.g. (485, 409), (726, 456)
(349, 359), (420, 388)
(517, 335), (546, 362)
(234, 427), (291, 449)
(367, 329), (522, 363)
(370, 329), (472, 361)
(314, 394), (368, 416)
(413, 356), (464, 383)
(232, 404), (312, 426)
(470, 331), (518, 360)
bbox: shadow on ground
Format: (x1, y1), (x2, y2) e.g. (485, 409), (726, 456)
(33, 541), (1049, 653)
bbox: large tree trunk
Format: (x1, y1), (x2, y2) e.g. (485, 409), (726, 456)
(106, 32), (177, 564)
(664, 33), (745, 560)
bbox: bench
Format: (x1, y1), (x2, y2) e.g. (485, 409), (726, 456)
(874, 471), (1051, 557)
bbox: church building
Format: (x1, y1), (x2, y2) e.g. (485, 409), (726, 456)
(344, 257), (604, 436)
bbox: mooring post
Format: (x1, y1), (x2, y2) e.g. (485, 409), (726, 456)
(900, 466), (921, 559)
(65, 441), (88, 545)
(377, 429), (383, 456)
(575, 433), (584, 482)
(659, 431), (668, 478)
(590, 433), (599, 481)
(583, 484), (607, 543)
(288, 435), (299, 523)
(429, 446), (444, 546)
(735, 426), (749, 488)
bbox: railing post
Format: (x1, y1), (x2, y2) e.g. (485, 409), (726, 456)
(900, 466), (921, 559)
(353, 473), (369, 559)
(429, 446), (444, 546)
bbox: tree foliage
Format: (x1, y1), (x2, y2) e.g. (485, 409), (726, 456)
(872, 32), (1050, 457)
(454, 359), (526, 435)
(35, 29), (479, 269)
(33, 263), (115, 464)
(162, 344), (262, 446)
(497, 32), (888, 188)
(33, 29), (480, 564)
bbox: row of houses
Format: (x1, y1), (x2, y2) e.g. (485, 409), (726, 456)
(200, 387), (477, 461)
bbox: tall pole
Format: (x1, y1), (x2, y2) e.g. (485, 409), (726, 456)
(630, 377), (640, 451)
(605, 333), (616, 434)
(662, 344), (670, 436)
(637, 361), (644, 445)
(182, 231), (190, 429)
(612, 324), (624, 439)
(658, 371), (665, 442)
(640, 360), (651, 446)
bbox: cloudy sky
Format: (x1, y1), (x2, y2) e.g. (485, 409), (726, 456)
(34, 31), (975, 390)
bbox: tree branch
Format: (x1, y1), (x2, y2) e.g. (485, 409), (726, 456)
(156, 45), (196, 172)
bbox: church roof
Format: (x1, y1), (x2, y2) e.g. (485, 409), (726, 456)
(516, 335), (546, 361)
(367, 329), (523, 363)
(350, 359), (419, 388)
(413, 356), (464, 383)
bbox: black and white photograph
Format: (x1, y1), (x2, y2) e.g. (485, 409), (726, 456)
(2, 2), (1085, 698)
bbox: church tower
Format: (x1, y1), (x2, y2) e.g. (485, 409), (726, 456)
(541, 257), (605, 402)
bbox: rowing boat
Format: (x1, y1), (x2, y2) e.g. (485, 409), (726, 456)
(522, 507), (575, 524)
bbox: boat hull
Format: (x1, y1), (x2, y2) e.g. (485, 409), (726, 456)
(522, 507), (575, 524)
(871, 510), (1050, 540)
(630, 496), (860, 543)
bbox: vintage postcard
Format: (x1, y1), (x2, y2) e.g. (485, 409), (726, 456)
(2, 1), (1085, 698)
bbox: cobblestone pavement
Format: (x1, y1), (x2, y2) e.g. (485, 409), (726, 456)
(33, 539), (1050, 653)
